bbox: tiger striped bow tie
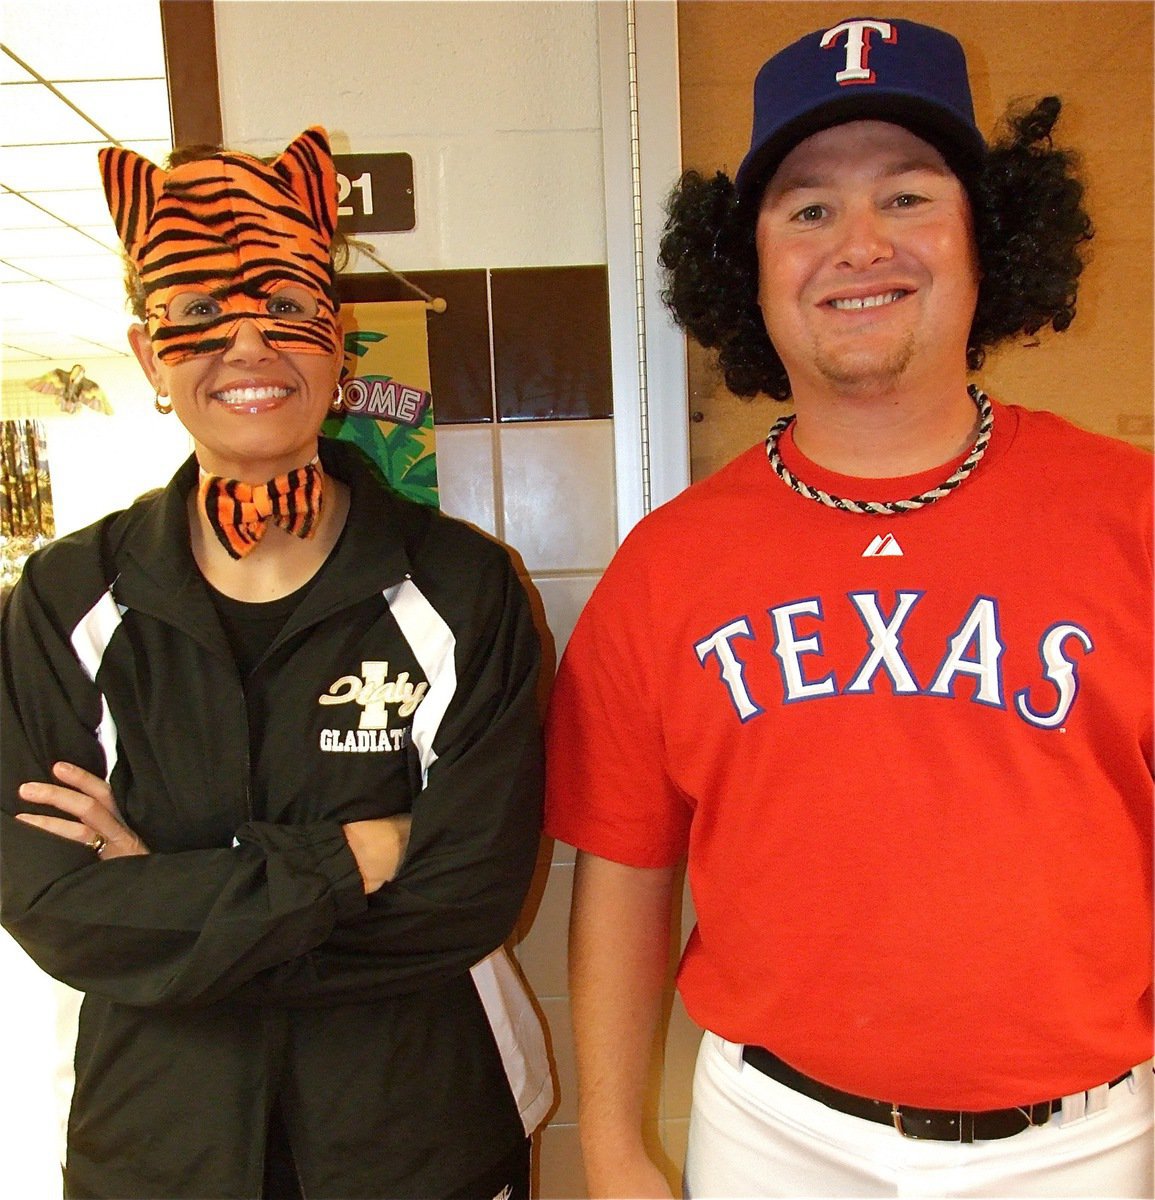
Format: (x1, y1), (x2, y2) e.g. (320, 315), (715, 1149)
(198, 461), (323, 560)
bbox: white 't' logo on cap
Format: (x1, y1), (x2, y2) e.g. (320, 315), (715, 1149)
(820, 19), (896, 85)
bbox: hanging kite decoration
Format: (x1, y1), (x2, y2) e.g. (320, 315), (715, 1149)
(26, 364), (113, 415)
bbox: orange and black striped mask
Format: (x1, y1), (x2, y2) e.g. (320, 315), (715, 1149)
(99, 127), (340, 365)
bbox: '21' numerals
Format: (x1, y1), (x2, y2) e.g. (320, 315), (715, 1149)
(337, 171), (374, 217)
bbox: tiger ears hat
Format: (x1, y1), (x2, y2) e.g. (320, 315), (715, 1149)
(97, 126), (339, 269)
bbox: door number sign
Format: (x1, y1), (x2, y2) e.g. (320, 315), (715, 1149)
(332, 153), (415, 234)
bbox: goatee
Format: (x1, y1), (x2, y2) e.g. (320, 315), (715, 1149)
(814, 332), (916, 394)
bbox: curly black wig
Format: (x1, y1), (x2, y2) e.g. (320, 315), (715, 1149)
(659, 97), (1093, 401)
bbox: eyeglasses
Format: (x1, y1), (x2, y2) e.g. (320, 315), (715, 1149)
(146, 284), (322, 327)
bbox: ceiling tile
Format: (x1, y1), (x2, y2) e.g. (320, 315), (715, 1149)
(6, 336), (128, 367)
(2, 1), (164, 82)
(0, 139), (170, 191)
(119, 138), (174, 159)
(0, 191), (67, 229)
(1, 0), (168, 374)
(0, 261), (38, 283)
(0, 56), (37, 85)
(4, 326), (127, 357)
(75, 224), (122, 252)
(41, 276), (121, 314)
(55, 275), (132, 311)
(12, 334), (125, 355)
(1, 141), (113, 191)
(18, 188), (120, 227)
(3, 267), (128, 307)
(0, 224), (113, 258)
(5, 81), (105, 144)
(2, 353), (56, 375)
(54, 80), (172, 142)
(5, 253), (124, 283)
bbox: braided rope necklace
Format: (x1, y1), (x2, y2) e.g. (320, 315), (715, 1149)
(764, 385), (993, 516)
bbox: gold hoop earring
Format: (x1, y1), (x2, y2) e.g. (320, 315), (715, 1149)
(155, 393), (173, 415)
(331, 383), (344, 412)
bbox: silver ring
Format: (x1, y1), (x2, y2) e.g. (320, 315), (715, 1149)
(88, 834), (107, 855)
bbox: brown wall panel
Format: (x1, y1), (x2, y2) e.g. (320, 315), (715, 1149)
(161, 0), (223, 148)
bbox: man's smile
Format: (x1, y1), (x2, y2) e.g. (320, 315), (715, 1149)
(827, 290), (910, 311)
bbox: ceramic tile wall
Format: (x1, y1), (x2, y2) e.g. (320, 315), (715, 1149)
(409, 268), (701, 1195)
(416, 265), (620, 1194)
(396, 292), (623, 1200)
(516, 861), (703, 1196)
(349, 262), (619, 701)
(491, 268), (614, 422)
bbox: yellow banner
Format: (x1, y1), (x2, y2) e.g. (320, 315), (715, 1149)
(323, 299), (438, 507)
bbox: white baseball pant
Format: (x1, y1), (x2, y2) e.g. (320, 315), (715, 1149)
(684, 1031), (1153, 1198)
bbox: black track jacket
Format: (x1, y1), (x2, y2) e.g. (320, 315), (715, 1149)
(1, 438), (552, 1198)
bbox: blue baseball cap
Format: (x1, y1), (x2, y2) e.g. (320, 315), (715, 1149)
(734, 17), (986, 204)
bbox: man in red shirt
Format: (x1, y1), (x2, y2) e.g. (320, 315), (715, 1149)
(546, 16), (1152, 1198)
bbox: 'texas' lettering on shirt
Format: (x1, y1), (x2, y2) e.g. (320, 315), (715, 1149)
(694, 591), (1092, 731)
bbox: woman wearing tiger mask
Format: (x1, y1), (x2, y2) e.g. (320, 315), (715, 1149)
(1, 128), (552, 1199)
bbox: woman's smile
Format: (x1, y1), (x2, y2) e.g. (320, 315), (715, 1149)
(210, 381), (296, 413)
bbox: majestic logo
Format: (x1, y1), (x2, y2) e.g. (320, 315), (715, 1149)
(820, 19), (897, 86)
(863, 533), (904, 557)
(318, 660), (428, 753)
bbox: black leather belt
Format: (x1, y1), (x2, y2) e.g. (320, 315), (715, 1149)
(741, 1045), (1131, 1143)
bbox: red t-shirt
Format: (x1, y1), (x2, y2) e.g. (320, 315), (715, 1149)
(546, 401), (1153, 1109)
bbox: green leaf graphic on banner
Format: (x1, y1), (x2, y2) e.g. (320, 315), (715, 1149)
(384, 420), (424, 477)
(403, 455), (439, 492)
(321, 408), (438, 509)
(344, 329), (387, 358)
